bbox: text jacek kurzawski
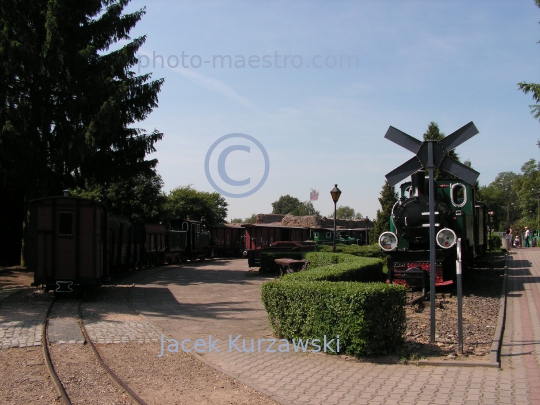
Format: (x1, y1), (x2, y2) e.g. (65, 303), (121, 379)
(158, 334), (340, 357)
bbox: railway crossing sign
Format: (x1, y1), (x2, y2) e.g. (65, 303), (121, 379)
(383, 121), (479, 344)
(384, 121), (480, 186)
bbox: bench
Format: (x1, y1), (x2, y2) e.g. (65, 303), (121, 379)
(274, 258), (310, 277)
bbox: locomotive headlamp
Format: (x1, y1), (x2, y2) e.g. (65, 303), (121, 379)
(379, 232), (398, 251)
(436, 228), (457, 249)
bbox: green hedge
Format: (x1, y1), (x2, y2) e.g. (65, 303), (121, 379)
(261, 280), (406, 356)
(259, 252), (304, 274)
(316, 243), (385, 258)
(285, 253), (384, 283)
(261, 252), (405, 356)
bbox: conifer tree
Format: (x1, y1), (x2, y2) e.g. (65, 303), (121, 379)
(370, 181), (398, 243)
(422, 122), (460, 180)
(0, 0), (164, 264)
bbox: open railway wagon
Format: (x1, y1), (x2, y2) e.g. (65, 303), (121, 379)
(29, 194), (108, 292)
(208, 224), (244, 257)
(378, 170), (487, 290)
(241, 224), (315, 267)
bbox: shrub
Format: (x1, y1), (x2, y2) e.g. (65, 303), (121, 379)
(261, 280), (406, 356)
(261, 252), (405, 356)
(489, 233), (502, 251)
(316, 243), (385, 258)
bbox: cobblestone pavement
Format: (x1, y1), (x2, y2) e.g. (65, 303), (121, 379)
(0, 289), (52, 349)
(131, 254), (540, 405)
(84, 319), (162, 344)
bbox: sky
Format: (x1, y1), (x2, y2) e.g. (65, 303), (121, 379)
(120, 0), (540, 222)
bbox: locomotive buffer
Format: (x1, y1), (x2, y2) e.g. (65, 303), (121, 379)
(383, 121), (480, 344)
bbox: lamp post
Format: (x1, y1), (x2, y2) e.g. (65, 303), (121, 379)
(330, 184), (342, 252)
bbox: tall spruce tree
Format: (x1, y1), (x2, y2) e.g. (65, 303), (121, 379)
(422, 122), (460, 180)
(370, 181), (398, 243)
(0, 0), (164, 264)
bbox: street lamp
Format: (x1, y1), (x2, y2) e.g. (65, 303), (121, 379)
(330, 184), (342, 252)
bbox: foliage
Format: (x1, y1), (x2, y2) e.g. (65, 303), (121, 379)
(328, 205), (357, 220)
(316, 243), (385, 258)
(72, 171), (165, 224)
(1, 0), (164, 196)
(518, 0), (540, 142)
(422, 122), (461, 180)
(1, 0), (164, 264)
(261, 254), (406, 356)
(295, 201), (320, 216)
(164, 185), (228, 225)
(370, 181), (398, 243)
(271, 195), (320, 216)
(230, 213), (257, 224)
(271, 195), (302, 215)
(488, 233), (502, 251)
(478, 161), (540, 231)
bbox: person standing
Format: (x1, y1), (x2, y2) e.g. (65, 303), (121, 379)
(525, 227), (531, 248)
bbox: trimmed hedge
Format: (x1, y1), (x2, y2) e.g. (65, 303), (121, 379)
(316, 243), (385, 258)
(261, 252), (405, 356)
(285, 253), (384, 283)
(261, 280), (406, 356)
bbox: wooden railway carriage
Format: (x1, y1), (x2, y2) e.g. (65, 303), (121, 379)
(29, 195), (108, 292)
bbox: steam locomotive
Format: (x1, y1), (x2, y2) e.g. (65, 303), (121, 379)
(378, 170), (487, 288)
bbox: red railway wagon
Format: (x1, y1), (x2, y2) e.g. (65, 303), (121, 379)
(242, 224), (311, 250)
(209, 224), (244, 256)
(29, 195), (108, 292)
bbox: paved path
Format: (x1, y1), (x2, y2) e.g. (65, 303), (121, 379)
(502, 249), (540, 404)
(130, 251), (540, 405)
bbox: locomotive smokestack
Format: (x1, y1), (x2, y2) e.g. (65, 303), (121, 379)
(411, 170), (426, 197)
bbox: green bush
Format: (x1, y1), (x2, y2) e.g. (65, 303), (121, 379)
(316, 243), (385, 258)
(261, 280), (406, 356)
(287, 253), (384, 283)
(259, 252), (304, 274)
(261, 252), (405, 356)
(489, 233), (502, 251)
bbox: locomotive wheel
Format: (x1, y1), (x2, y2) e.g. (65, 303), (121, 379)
(190, 254), (196, 262)
(150, 257), (156, 268)
(181, 254), (187, 263)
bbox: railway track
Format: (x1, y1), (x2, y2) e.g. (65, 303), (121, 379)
(42, 295), (149, 405)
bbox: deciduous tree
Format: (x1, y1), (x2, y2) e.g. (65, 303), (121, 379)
(165, 186), (228, 226)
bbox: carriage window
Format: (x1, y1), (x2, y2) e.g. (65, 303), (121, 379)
(451, 183), (467, 208)
(58, 212), (74, 236)
(314, 232), (319, 238)
(326, 232), (332, 238)
(197, 224), (200, 233)
(181, 222), (188, 231)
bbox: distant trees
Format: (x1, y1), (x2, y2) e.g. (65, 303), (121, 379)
(165, 186), (228, 226)
(328, 206), (362, 220)
(271, 195), (320, 216)
(271, 195), (302, 215)
(478, 160), (540, 232)
(231, 214), (257, 224)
